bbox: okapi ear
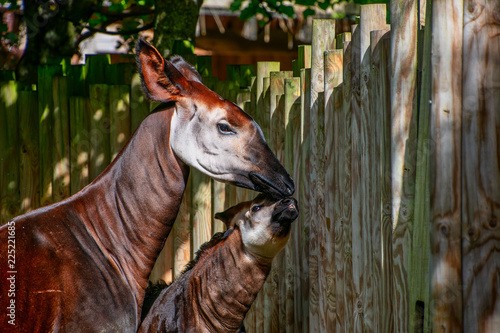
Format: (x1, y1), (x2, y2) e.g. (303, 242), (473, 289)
(170, 55), (202, 83)
(215, 210), (232, 229)
(135, 38), (190, 102)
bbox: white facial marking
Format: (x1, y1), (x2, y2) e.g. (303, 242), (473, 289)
(237, 202), (290, 260)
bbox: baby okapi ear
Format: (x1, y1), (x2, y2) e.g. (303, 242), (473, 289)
(215, 210), (232, 230)
(135, 38), (190, 102)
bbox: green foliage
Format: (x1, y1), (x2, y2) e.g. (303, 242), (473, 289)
(230, 0), (388, 21)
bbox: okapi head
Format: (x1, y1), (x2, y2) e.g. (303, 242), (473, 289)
(136, 39), (295, 197)
(215, 194), (299, 259)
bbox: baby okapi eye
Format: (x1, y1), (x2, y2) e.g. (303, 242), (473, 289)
(251, 205), (261, 213)
(217, 123), (235, 135)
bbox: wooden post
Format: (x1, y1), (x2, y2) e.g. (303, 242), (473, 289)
(372, 33), (395, 333)
(130, 73), (151, 133)
(38, 65), (62, 206)
(390, 0), (419, 330)
(299, 67), (311, 333)
(89, 84), (111, 181)
(461, 0), (500, 331)
(309, 19), (336, 333)
(69, 97), (90, 194)
(322, 49), (343, 331)
(173, 179), (191, 280)
(256, 62), (280, 140)
(411, 0), (433, 330)
(190, 170), (212, 258)
(109, 85), (131, 160)
(0, 81), (19, 223)
(284, 77), (301, 332)
(149, 233), (174, 284)
(52, 76), (71, 202)
(430, 0), (463, 330)
(337, 35), (354, 332)
(18, 91), (40, 214)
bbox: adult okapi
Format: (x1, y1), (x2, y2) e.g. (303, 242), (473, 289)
(0, 38), (294, 332)
(139, 194), (299, 333)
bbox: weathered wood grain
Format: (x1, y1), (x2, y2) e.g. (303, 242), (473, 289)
(390, 0), (419, 330)
(109, 85), (131, 160)
(0, 81), (19, 223)
(18, 91), (40, 214)
(130, 73), (151, 133)
(38, 65), (63, 207)
(356, 7), (388, 332)
(284, 77), (301, 333)
(462, 0), (500, 331)
(173, 178), (191, 280)
(309, 19), (336, 333)
(323, 49), (343, 332)
(372, 33), (395, 333)
(430, 0), (464, 330)
(299, 67), (311, 333)
(52, 76), (71, 203)
(69, 97), (90, 194)
(191, 170), (212, 257)
(149, 232), (174, 284)
(411, 0), (433, 331)
(89, 84), (111, 181)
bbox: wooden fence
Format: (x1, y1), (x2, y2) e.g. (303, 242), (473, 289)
(1, 1), (499, 332)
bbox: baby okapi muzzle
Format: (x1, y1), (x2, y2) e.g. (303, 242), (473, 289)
(139, 194), (299, 333)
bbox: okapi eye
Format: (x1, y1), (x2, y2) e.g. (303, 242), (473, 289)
(217, 123), (235, 135)
(251, 205), (261, 213)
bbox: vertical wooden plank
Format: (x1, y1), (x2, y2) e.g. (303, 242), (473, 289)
(149, 233), (174, 284)
(309, 19), (336, 333)
(323, 49), (343, 331)
(430, 0), (463, 330)
(211, 180), (226, 234)
(356, 7), (388, 333)
(412, 0), (433, 331)
(89, 84), (111, 181)
(0, 81), (19, 223)
(336, 36), (354, 332)
(52, 76), (71, 202)
(130, 73), (151, 133)
(18, 91), (40, 214)
(190, 170), (212, 256)
(390, 0), (419, 331)
(38, 65), (62, 206)
(462, 0), (500, 331)
(284, 77), (301, 333)
(269, 70), (292, 333)
(256, 62), (280, 140)
(69, 97), (90, 194)
(109, 85), (131, 160)
(173, 177), (191, 280)
(349, 23), (364, 332)
(372, 33), (395, 333)
(299, 67), (311, 333)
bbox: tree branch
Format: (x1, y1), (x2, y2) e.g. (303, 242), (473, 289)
(78, 22), (154, 44)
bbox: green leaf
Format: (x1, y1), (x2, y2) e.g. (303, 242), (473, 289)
(318, 0), (331, 10)
(278, 4), (295, 18)
(303, 8), (316, 18)
(4, 32), (18, 43)
(0, 24), (8, 33)
(296, 0), (316, 6)
(230, 0), (244, 12)
(240, 4), (258, 20)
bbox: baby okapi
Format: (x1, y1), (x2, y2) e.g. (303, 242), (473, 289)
(139, 194), (299, 333)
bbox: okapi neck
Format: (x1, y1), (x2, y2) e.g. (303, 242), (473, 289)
(76, 107), (189, 313)
(187, 229), (272, 331)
